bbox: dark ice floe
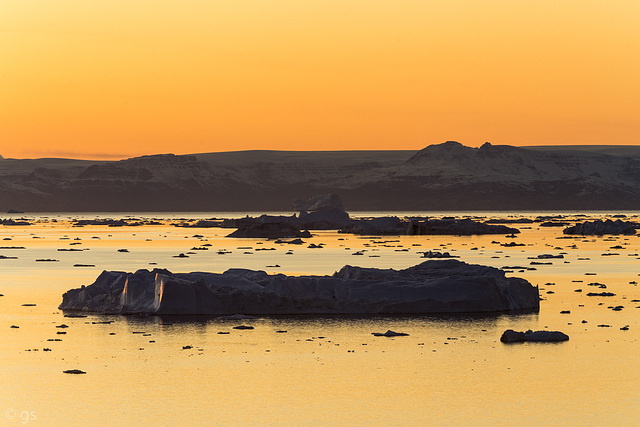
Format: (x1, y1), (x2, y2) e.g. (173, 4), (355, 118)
(59, 259), (539, 315)
(563, 219), (638, 235)
(372, 330), (409, 337)
(341, 217), (519, 236)
(1, 218), (31, 226)
(224, 209), (351, 237)
(63, 369), (86, 374)
(226, 216), (313, 239)
(500, 329), (569, 343)
(421, 251), (457, 258)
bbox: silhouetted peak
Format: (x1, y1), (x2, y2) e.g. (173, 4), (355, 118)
(121, 153), (201, 168)
(478, 142), (499, 156)
(421, 141), (470, 154)
(405, 141), (475, 164)
(124, 153), (177, 161)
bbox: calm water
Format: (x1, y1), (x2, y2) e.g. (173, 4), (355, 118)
(1, 212), (639, 425)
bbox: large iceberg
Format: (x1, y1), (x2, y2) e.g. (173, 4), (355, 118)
(59, 260), (540, 315)
(292, 194), (345, 212)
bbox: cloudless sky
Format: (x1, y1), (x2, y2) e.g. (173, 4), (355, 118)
(1, 1), (639, 159)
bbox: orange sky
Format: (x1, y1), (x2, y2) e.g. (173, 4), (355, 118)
(1, 1), (639, 159)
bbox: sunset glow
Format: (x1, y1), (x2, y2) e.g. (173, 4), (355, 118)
(1, 1), (639, 159)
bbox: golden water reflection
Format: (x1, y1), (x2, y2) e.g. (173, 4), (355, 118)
(1, 212), (639, 425)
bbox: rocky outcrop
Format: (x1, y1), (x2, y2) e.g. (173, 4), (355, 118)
(563, 219), (638, 235)
(59, 259), (540, 315)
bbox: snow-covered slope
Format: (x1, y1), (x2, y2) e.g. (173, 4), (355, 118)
(400, 141), (639, 185)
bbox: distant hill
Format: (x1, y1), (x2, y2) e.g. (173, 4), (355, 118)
(2, 142), (640, 212)
(523, 145), (640, 157)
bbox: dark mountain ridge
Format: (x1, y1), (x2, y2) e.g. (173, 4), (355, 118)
(2, 142), (640, 212)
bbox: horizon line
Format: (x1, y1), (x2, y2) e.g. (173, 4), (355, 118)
(3, 142), (640, 162)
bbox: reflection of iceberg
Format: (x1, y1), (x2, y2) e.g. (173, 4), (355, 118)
(59, 260), (539, 315)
